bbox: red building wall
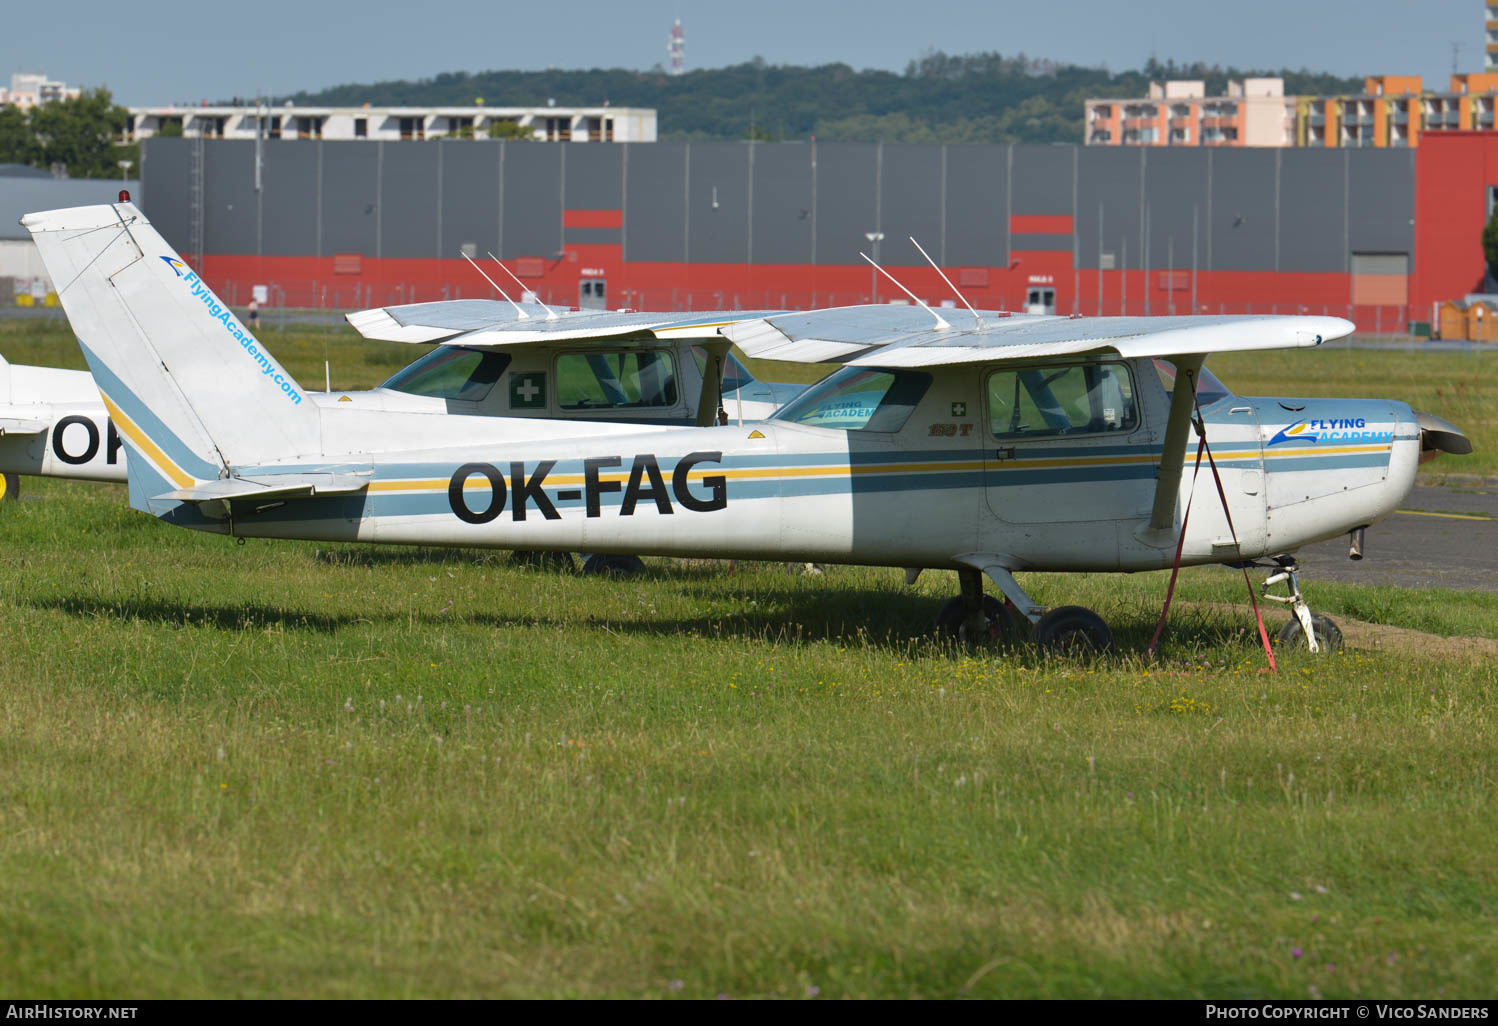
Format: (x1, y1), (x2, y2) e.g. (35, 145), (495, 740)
(1413, 133), (1498, 311)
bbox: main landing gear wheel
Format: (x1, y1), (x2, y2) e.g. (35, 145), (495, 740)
(1277, 614), (1343, 653)
(510, 550), (577, 573)
(0, 473), (16, 502)
(1034, 606), (1114, 654)
(582, 554), (647, 577)
(935, 594), (1015, 645)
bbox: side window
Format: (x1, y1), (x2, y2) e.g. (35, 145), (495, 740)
(557, 350), (679, 410)
(987, 362), (1138, 439)
(380, 346), (510, 401)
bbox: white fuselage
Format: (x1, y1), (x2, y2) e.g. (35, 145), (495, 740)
(135, 355), (1420, 573)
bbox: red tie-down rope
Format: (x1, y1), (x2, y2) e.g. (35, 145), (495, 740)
(1147, 373), (1277, 671)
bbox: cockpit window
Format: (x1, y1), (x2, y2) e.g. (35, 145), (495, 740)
(772, 367), (931, 432)
(690, 345), (754, 394)
(381, 346), (510, 401)
(1153, 359), (1231, 405)
(557, 350), (679, 410)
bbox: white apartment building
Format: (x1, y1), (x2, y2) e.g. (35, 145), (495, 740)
(0, 72), (82, 109)
(1087, 78), (1296, 148)
(125, 104), (657, 143)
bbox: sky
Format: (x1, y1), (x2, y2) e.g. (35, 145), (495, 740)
(4, 0), (1486, 106)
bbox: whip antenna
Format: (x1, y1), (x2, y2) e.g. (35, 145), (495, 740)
(489, 252), (560, 320)
(858, 252), (950, 331)
(909, 236), (983, 331)
(461, 252), (528, 319)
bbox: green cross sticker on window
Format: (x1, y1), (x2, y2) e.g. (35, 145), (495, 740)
(510, 372), (546, 410)
(951, 401), (968, 418)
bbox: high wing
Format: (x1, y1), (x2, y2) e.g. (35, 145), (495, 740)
(721, 308), (1353, 366)
(350, 301), (1351, 364)
(346, 300), (774, 347)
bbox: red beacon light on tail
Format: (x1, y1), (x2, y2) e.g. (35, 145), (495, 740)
(119, 190), (131, 203)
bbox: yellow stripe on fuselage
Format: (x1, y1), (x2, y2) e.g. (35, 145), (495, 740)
(364, 441), (1396, 495)
(98, 392), (195, 488)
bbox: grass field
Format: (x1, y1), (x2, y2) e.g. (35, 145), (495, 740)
(2, 316), (1495, 999)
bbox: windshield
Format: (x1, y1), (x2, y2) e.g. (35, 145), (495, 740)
(1153, 359), (1231, 405)
(381, 346), (511, 401)
(773, 366), (931, 432)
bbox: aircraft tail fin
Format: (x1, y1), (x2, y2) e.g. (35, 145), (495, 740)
(21, 203), (322, 503)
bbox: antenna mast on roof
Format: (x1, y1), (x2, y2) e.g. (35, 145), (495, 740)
(908, 236), (985, 331)
(461, 252), (528, 319)
(488, 252), (560, 320)
(858, 251), (951, 331)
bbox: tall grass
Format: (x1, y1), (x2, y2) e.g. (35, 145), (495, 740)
(0, 477), (1494, 998)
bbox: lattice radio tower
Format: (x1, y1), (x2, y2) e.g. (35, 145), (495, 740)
(667, 19), (685, 76)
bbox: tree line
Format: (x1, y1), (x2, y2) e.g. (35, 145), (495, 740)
(0, 88), (137, 179)
(285, 51), (1364, 145)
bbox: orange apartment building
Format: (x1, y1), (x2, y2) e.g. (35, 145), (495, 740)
(1489, 1), (1498, 70)
(1086, 74), (1498, 148)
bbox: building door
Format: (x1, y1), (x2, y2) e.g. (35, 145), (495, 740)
(579, 278), (607, 311)
(1025, 287), (1056, 315)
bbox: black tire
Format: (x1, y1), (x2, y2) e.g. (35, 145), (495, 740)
(1034, 605), (1113, 654)
(0, 473), (16, 502)
(509, 550), (577, 573)
(582, 553), (647, 577)
(934, 594), (1015, 645)
(1277, 613), (1343, 653)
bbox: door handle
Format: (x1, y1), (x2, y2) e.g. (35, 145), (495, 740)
(994, 446), (1015, 461)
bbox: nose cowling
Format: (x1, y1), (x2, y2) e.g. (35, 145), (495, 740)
(1414, 410), (1473, 457)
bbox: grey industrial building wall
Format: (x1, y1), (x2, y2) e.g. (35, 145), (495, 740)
(141, 139), (1416, 273)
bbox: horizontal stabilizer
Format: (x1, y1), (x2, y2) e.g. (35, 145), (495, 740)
(0, 414), (50, 436)
(156, 471), (371, 504)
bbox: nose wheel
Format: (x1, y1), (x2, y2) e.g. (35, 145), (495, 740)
(1260, 557), (1342, 653)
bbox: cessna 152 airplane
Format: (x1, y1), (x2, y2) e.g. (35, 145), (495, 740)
(0, 286), (798, 545)
(21, 201), (1472, 652)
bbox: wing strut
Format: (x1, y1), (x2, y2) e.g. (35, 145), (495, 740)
(694, 340), (731, 427)
(1147, 355), (1204, 532)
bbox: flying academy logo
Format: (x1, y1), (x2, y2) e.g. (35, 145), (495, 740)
(1267, 417), (1392, 447)
(160, 254), (302, 406)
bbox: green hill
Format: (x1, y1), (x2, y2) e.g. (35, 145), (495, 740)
(282, 53), (1364, 145)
